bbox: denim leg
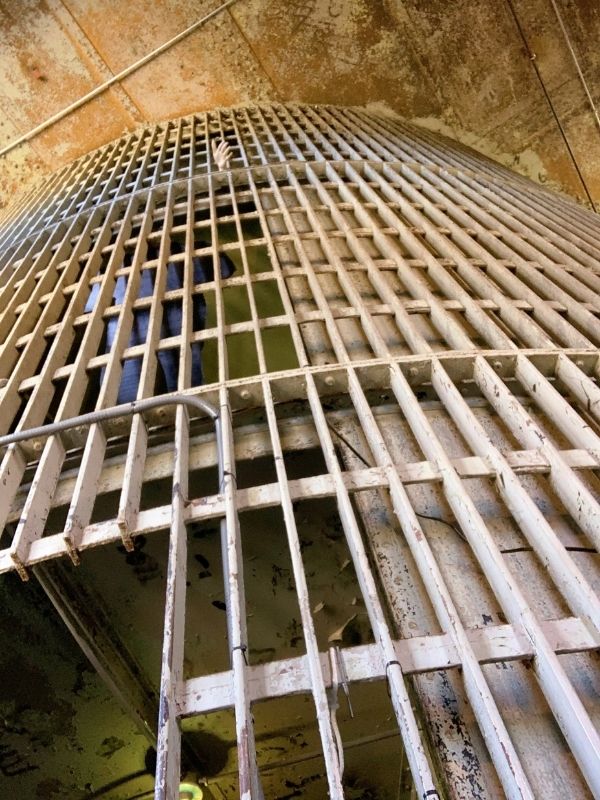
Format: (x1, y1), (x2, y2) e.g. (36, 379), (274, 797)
(157, 302), (180, 393)
(116, 307), (150, 403)
(190, 293), (207, 386)
(156, 262), (183, 392)
(108, 276), (145, 403)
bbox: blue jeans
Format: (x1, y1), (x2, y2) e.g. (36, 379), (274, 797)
(85, 244), (235, 403)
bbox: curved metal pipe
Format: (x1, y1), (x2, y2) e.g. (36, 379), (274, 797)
(0, 393), (219, 446)
(0, 394), (230, 796)
(0, 392), (224, 574)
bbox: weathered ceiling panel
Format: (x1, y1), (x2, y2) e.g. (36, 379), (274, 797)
(1, 0), (600, 208)
(0, 0), (137, 164)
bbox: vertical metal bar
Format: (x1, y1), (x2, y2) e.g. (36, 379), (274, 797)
(221, 125), (268, 375)
(262, 377), (344, 796)
(304, 370), (440, 799)
(208, 116), (229, 385)
(179, 172), (194, 391)
(209, 115), (263, 796)
(475, 356), (600, 548)
(155, 402), (190, 800)
(219, 387), (264, 799)
(388, 359), (600, 796)
(345, 365), (535, 799)
(10, 435), (66, 575)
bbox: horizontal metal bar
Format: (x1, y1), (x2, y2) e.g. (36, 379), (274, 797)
(178, 616), (600, 717)
(2, 444), (598, 575)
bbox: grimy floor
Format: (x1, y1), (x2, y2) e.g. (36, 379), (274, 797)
(1, 104), (600, 799)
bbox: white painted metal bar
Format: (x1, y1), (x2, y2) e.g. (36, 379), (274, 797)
(179, 615), (600, 716)
(262, 378), (345, 796)
(9, 435), (66, 578)
(219, 385), (264, 800)
(154, 403), (189, 800)
(345, 365), (535, 799)
(305, 371), (440, 799)
(389, 360), (600, 797)
(475, 357), (600, 549)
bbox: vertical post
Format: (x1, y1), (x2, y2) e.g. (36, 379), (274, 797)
(155, 403), (190, 800)
(218, 394), (264, 800)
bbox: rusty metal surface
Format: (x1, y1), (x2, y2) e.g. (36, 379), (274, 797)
(2, 1), (600, 209)
(1, 103), (600, 798)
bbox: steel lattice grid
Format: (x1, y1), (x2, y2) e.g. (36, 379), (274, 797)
(0, 104), (599, 799)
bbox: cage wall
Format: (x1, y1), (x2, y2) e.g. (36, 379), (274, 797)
(1, 104), (600, 800)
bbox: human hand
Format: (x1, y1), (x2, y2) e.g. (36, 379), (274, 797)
(211, 138), (233, 171)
